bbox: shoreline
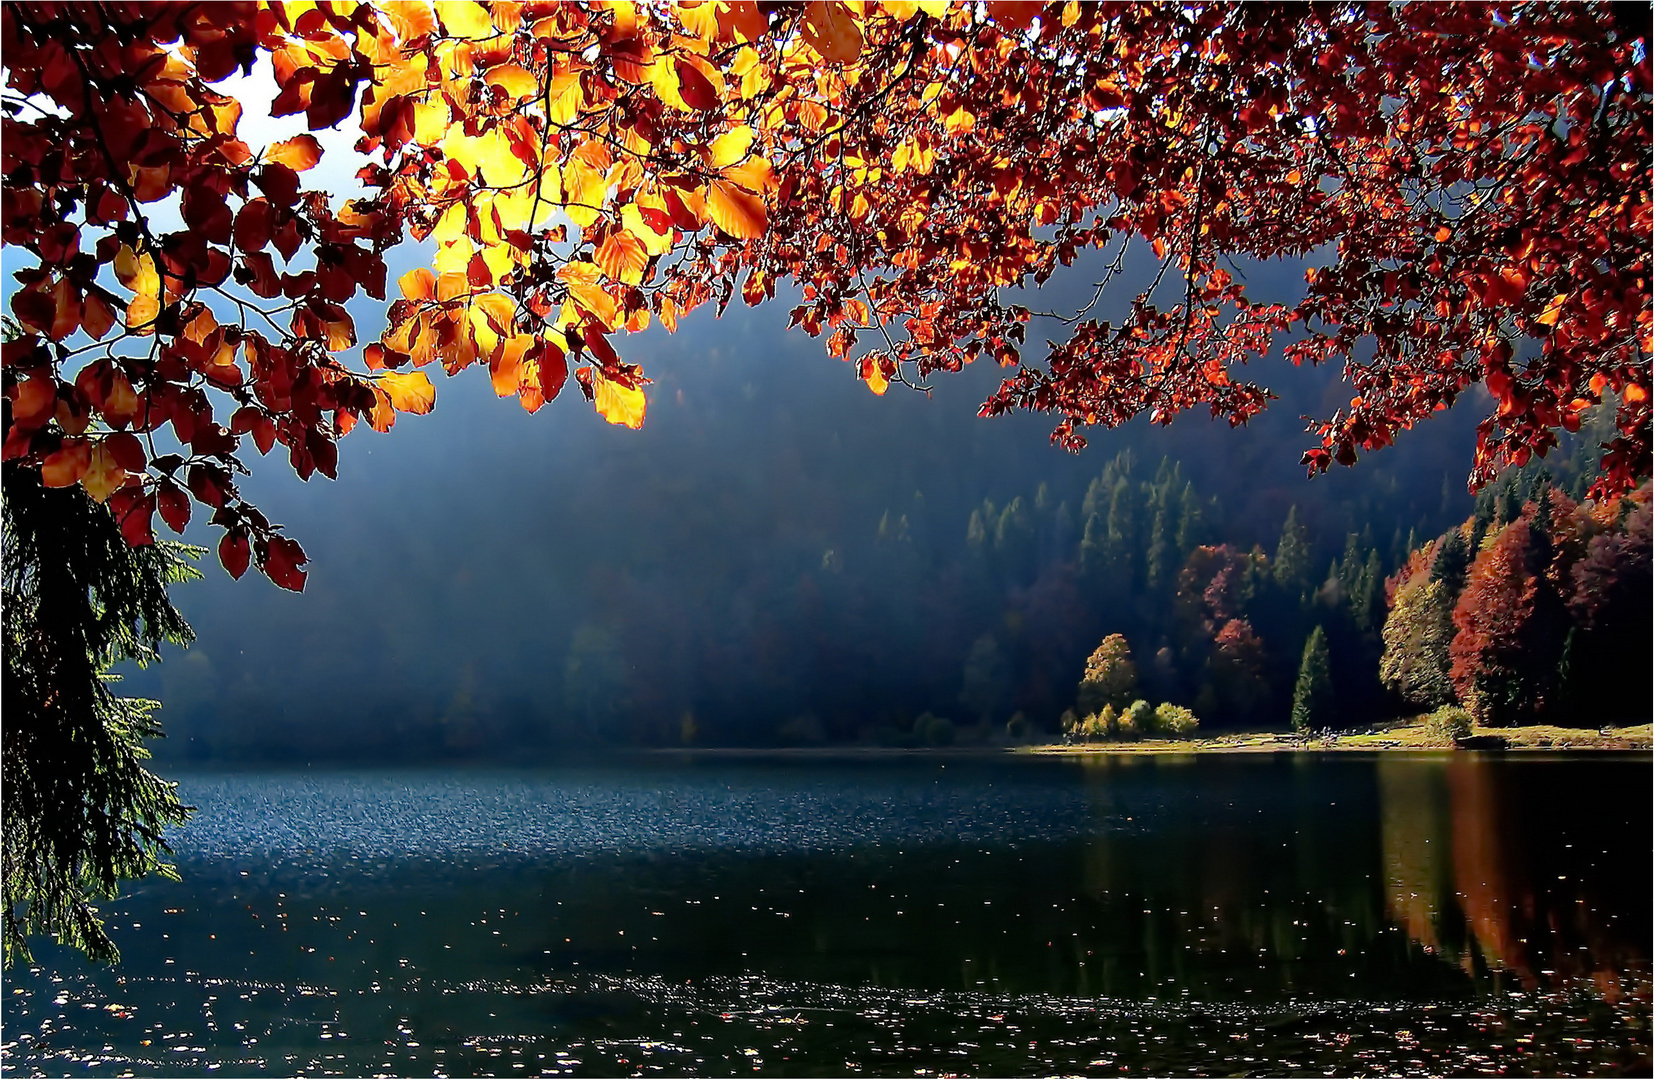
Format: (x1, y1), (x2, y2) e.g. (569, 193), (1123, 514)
(653, 722), (1652, 758)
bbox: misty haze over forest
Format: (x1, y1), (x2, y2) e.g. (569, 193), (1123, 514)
(119, 242), (1530, 762)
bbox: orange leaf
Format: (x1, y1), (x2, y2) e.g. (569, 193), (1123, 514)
(42, 438), (91, 487)
(595, 229), (649, 285)
(81, 441), (127, 503)
(379, 370), (436, 414)
(267, 134), (323, 172)
(399, 266), (437, 301)
(484, 63), (540, 101)
(801, 1), (863, 63)
(860, 355), (889, 395)
(490, 334), (530, 397)
(705, 179), (766, 239)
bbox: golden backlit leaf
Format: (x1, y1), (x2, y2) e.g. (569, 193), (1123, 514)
(437, 0), (493, 39)
(1536, 293), (1566, 328)
(400, 266), (438, 300)
(267, 134), (323, 171)
(705, 179), (767, 239)
(559, 262), (621, 329)
(622, 203), (674, 256)
(380, 370), (436, 414)
(490, 333), (531, 396)
(545, 71), (584, 126)
(861, 355), (888, 395)
(484, 63), (540, 102)
(595, 229), (649, 285)
(708, 125), (755, 168)
(591, 367), (647, 428)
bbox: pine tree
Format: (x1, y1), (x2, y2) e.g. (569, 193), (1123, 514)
(1272, 506), (1312, 597)
(1103, 479), (1139, 586)
(1429, 528), (1471, 595)
(1144, 485), (1172, 592)
(1291, 626), (1335, 733)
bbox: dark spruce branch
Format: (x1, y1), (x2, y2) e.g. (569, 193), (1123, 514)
(3, 462), (199, 965)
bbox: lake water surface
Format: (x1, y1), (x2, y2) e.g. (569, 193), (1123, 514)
(4, 752), (1649, 1076)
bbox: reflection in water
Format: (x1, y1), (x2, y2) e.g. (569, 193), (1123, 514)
(1379, 754), (1651, 1003)
(2, 756), (1648, 1076)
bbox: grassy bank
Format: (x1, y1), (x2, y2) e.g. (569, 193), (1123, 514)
(1025, 719), (1654, 754)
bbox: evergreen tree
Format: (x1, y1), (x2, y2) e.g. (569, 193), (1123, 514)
(1272, 506), (1313, 597)
(1103, 479), (1138, 585)
(1174, 481), (1205, 554)
(3, 464), (197, 964)
(1429, 528), (1471, 595)
(1144, 486), (1172, 592)
(960, 634), (1012, 724)
(1291, 626), (1335, 733)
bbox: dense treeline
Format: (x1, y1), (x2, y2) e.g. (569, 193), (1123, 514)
(1381, 470), (1652, 729)
(563, 446), (1461, 747)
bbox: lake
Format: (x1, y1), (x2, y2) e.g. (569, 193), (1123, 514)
(3, 752), (1649, 1076)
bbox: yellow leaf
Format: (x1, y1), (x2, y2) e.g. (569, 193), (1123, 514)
(127, 294), (160, 333)
(545, 70), (584, 127)
(484, 63), (540, 101)
(436, 271), (472, 302)
(707, 125), (755, 168)
(437, 0), (493, 39)
(414, 94), (452, 146)
(1536, 293), (1566, 328)
(591, 368), (646, 428)
(480, 239), (519, 283)
(442, 126), (526, 187)
(400, 266), (437, 301)
(678, 0), (720, 41)
(433, 201), (469, 245)
(434, 233), (475, 275)
(474, 291), (517, 333)
(621, 202), (674, 256)
(115, 245), (159, 296)
(380, 370), (436, 414)
(81, 442), (127, 503)
(595, 229), (648, 285)
(705, 179), (766, 239)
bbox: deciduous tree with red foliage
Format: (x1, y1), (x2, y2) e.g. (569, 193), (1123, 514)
(3, 1), (1649, 591)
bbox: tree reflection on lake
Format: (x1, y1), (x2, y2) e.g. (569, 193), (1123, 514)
(3, 753), (1648, 1076)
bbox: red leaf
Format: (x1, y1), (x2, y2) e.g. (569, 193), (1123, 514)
(262, 536), (308, 591)
(219, 529), (250, 579)
(158, 481), (190, 533)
